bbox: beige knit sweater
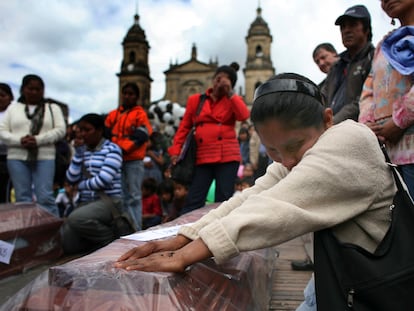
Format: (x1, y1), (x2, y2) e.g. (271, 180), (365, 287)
(179, 120), (396, 264)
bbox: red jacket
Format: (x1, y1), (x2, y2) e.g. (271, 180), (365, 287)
(168, 89), (250, 165)
(105, 105), (153, 161)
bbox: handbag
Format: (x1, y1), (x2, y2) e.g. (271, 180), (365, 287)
(314, 144), (414, 310)
(171, 94), (206, 185)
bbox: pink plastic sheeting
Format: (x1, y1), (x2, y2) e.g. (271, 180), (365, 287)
(1, 204), (277, 311)
(0, 203), (63, 278)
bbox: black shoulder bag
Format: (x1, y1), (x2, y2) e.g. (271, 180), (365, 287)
(171, 93), (206, 185)
(314, 144), (414, 310)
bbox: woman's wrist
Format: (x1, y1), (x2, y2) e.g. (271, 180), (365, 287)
(178, 238), (213, 269)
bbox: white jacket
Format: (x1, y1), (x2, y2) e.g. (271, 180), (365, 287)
(0, 102), (66, 161)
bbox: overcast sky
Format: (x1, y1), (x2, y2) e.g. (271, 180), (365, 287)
(1, 0), (394, 122)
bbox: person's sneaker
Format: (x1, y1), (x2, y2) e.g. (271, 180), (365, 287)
(291, 258), (314, 271)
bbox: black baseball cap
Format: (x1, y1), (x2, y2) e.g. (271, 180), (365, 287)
(335, 5), (371, 25)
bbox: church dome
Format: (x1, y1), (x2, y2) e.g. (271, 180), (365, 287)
(247, 7), (271, 37)
(123, 14), (148, 44)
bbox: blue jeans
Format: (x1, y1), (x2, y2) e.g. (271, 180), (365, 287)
(296, 274), (316, 311)
(122, 160), (144, 230)
(400, 164), (414, 199)
(8, 159), (58, 217)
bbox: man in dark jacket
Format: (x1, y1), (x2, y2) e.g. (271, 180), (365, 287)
(324, 4), (375, 124)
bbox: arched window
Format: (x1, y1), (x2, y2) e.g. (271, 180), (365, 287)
(255, 81), (262, 90)
(129, 51), (136, 63)
(255, 45), (263, 58)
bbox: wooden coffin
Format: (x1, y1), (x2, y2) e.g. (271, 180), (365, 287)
(5, 204), (276, 310)
(0, 202), (63, 278)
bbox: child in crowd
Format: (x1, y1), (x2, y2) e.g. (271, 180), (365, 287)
(142, 177), (163, 229)
(234, 176), (255, 195)
(158, 178), (175, 223)
(55, 181), (79, 218)
(240, 176), (254, 190)
(238, 127), (250, 165)
(144, 133), (164, 184)
(172, 181), (189, 218)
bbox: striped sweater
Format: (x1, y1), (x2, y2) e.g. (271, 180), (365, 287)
(66, 139), (122, 203)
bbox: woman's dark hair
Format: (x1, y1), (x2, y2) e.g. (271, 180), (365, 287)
(18, 74), (45, 103)
(79, 113), (105, 130)
(251, 73), (325, 130)
(122, 82), (140, 98)
(0, 83), (14, 100)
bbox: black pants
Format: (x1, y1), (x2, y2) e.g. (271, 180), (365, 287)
(180, 161), (239, 215)
(0, 156), (10, 203)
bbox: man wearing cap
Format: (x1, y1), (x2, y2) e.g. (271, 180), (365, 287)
(324, 4), (375, 124)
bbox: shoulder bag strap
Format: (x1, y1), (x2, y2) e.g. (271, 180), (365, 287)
(196, 93), (207, 116)
(380, 143), (414, 203)
(193, 93), (207, 128)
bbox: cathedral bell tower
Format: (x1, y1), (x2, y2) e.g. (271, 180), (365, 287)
(243, 6), (275, 106)
(117, 14), (152, 108)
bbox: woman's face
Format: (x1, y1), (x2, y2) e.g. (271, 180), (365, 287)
(0, 89), (12, 112)
(22, 79), (44, 105)
(212, 72), (232, 99)
(256, 109), (333, 171)
(78, 120), (103, 149)
(381, 0), (414, 22)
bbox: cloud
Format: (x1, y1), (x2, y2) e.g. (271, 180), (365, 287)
(0, 0), (395, 122)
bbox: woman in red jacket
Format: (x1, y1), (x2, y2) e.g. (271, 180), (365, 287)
(168, 62), (250, 214)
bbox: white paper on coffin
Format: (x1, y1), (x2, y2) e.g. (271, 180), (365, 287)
(121, 223), (195, 241)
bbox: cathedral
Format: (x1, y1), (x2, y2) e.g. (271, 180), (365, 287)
(117, 6), (275, 108)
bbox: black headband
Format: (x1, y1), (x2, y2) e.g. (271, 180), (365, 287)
(253, 79), (324, 105)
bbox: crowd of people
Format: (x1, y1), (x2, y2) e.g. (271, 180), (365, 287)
(114, 2), (414, 310)
(0, 62), (261, 255)
(1, 1), (414, 308)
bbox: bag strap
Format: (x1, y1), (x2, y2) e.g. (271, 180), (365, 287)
(193, 93), (207, 128)
(196, 93), (206, 116)
(380, 143), (414, 203)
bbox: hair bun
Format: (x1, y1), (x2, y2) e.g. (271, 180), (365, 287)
(229, 62), (240, 72)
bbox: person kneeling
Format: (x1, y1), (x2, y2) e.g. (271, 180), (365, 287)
(61, 113), (124, 255)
